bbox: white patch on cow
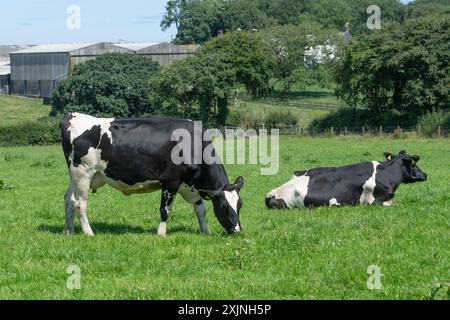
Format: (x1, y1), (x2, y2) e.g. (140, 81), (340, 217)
(80, 147), (108, 171)
(224, 190), (239, 213)
(69, 113), (114, 144)
(329, 198), (340, 207)
(267, 172), (310, 208)
(360, 161), (380, 205)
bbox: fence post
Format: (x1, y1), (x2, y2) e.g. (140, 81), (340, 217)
(438, 126), (441, 138)
(380, 126), (383, 136)
(331, 127), (334, 136)
(417, 124), (421, 136)
(362, 127), (365, 135)
(397, 126), (400, 134)
(345, 127), (348, 136)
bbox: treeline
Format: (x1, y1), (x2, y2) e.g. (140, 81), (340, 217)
(162, 0), (450, 44)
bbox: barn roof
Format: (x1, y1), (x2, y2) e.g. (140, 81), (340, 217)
(113, 42), (161, 52)
(10, 43), (97, 54)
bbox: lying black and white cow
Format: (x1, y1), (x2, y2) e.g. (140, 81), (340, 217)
(60, 113), (244, 236)
(266, 151), (427, 209)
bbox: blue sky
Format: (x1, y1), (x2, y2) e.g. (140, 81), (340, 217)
(2, 0), (414, 45)
(2, 0), (177, 44)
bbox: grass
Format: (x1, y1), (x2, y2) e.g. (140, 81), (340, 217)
(0, 95), (50, 127)
(269, 87), (340, 105)
(0, 137), (448, 299)
(238, 101), (330, 128)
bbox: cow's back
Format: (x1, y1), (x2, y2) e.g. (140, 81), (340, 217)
(303, 162), (377, 206)
(61, 113), (197, 187)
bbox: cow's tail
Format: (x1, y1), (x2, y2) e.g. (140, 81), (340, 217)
(60, 113), (73, 167)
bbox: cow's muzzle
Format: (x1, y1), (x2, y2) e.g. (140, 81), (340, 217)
(227, 224), (242, 235)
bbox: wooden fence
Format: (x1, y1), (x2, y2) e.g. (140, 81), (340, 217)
(255, 98), (343, 111)
(223, 125), (450, 138)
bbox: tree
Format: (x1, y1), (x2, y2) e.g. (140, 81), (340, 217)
(161, 0), (189, 31)
(334, 15), (449, 119)
(51, 54), (160, 117)
(259, 21), (342, 94)
(173, 0), (226, 44)
(151, 32), (273, 126)
(223, 0), (276, 32)
(406, 0), (450, 19)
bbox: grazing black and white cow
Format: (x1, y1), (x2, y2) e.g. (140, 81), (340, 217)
(266, 151), (427, 209)
(60, 113), (244, 236)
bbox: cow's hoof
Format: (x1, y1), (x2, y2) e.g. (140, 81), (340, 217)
(383, 201), (394, 207)
(64, 228), (75, 236)
(157, 222), (167, 237)
(200, 224), (211, 235)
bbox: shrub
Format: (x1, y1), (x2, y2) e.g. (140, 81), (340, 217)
(51, 53), (160, 117)
(417, 111), (448, 137)
(309, 107), (417, 130)
(0, 117), (61, 147)
(264, 111), (298, 129)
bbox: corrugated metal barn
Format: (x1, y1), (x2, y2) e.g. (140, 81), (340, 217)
(9, 42), (199, 98)
(10, 42), (132, 97)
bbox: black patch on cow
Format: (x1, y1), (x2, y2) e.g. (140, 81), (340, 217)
(303, 162), (374, 207)
(99, 119), (180, 186)
(71, 125), (102, 167)
(266, 196), (287, 210)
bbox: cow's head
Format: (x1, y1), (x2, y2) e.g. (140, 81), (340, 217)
(202, 177), (244, 235)
(384, 151), (428, 183)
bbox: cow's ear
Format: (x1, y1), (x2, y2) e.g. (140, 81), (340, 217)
(234, 176), (244, 193)
(410, 155), (420, 166)
(384, 152), (393, 161)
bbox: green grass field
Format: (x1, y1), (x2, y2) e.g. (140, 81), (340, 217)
(0, 137), (448, 299)
(0, 95), (50, 127)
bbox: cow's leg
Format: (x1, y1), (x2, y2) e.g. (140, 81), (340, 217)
(71, 168), (95, 236)
(194, 199), (210, 234)
(157, 189), (177, 237)
(64, 182), (76, 235)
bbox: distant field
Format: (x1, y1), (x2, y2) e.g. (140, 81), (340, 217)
(235, 87), (340, 128)
(240, 101), (330, 128)
(0, 137), (448, 299)
(0, 95), (50, 127)
(270, 87), (340, 105)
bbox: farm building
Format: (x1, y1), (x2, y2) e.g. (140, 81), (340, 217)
(9, 42), (198, 98)
(114, 42), (200, 66)
(0, 45), (32, 94)
(9, 42), (133, 98)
